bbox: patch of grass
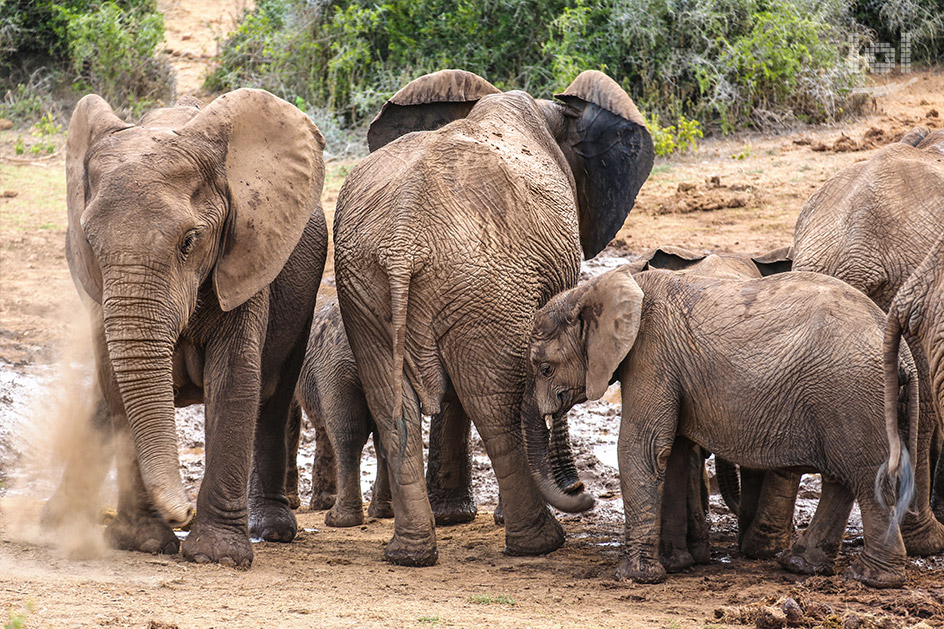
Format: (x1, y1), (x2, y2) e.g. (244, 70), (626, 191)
(417, 616), (441, 625)
(5, 600), (35, 629)
(468, 594), (516, 606)
(651, 163), (675, 175)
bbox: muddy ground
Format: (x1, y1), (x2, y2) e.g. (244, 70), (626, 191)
(2, 3), (944, 625)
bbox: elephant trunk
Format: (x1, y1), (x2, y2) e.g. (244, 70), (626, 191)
(522, 386), (594, 513)
(102, 270), (193, 528)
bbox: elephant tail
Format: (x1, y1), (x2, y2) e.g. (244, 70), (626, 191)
(876, 304), (917, 533)
(388, 261), (412, 437)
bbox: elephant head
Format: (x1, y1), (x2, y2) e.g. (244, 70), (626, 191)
(65, 90), (325, 526)
(525, 266), (644, 509)
(367, 69), (654, 259)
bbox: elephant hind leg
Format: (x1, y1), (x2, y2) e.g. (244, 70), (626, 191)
(845, 487), (907, 588)
(309, 408), (338, 511)
(778, 478), (852, 576)
(324, 401), (371, 527)
(367, 427), (394, 519)
(741, 470), (800, 559)
(285, 399), (302, 510)
(427, 388), (477, 526)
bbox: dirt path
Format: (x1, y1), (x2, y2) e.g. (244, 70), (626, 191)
(1, 12), (943, 624)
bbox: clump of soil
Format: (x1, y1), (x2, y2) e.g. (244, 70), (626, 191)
(808, 115), (942, 153)
(655, 175), (758, 214)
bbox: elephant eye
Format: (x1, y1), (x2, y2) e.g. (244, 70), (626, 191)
(179, 229), (199, 257)
(540, 362), (553, 377)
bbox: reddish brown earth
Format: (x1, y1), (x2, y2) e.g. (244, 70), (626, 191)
(1, 4), (943, 625)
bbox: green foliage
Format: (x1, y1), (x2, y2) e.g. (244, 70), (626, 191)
(0, 0), (171, 115)
(645, 113), (703, 156)
(853, 0), (944, 66)
(0, 84), (45, 123)
(5, 600), (34, 629)
(211, 0), (867, 134)
(33, 112), (61, 136)
(468, 594), (516, 605)
(417, 616), (442, 625)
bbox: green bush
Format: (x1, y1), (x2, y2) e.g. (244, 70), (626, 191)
(209, 0), (867, 135)
(0, 0), (171, 118)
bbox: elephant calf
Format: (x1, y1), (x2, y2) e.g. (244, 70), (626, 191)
(285, 298), (492, 526)
(287, 297), (393, 526)
(526, 267), (917, 588)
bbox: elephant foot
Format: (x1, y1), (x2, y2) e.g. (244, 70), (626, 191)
(181, 519), (252, 569)
(493, 500), (504, 526)
(659, 545), (694, 573)
(689, 537), (710, 565)
(503, 508), (564, 556)
(431, 496), (477, 526)
(105, 511), (179, 556)
(844, 557), (905, 589)
(367, 498), (394, 519)
(249, 498), (297, 543)
(309, 491), (337, 512)
(777, 543), (835, 576)
(617, 555), (667, 584)
(741, 527), (793, 559)
(325, 503), (364, 528)
(384, 532), (439, 567)
(901, 515), (944, 556)
(286, 490), (301, 510)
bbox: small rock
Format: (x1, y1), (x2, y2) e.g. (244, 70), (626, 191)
(677, 181), (697, 192)
(920, 99), (930, 105)
(0, 118), (12, 130)
(781, 598), (803, 626)
(1, 190), (17, 198)
(708, 175), (722, 186)
(181, 32), (193, 40)
(755, 605), (787, 629)
(927, 109), (939, 118)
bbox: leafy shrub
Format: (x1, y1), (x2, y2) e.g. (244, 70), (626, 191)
(646, 114), (704, 156)
(0, 0), (171, 117)
(210, 0), (868, 134)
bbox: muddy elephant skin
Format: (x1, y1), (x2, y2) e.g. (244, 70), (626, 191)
(48, 90), (328, 568)
(333, 69), (654, 566)
(527, 267), (918, 588)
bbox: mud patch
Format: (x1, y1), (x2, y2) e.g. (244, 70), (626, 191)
(655, 176), (759, 214)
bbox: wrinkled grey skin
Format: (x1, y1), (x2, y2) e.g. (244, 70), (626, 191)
(44, 91), (327, 568)
(527, 267), (917, 588)
(792, 126), (944, 556)
(624, 245), (796, 568)
(285, 297), (506, 526)
(886, 234), (944, 481)
(333, 69), (653, 565)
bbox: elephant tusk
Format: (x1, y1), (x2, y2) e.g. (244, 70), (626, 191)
(544, 414), (554, 432)
(563, 480), (585, 495)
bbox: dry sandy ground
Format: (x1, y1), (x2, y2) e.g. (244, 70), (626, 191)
(2, 3), (944, 625)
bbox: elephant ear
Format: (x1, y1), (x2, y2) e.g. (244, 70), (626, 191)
(574, 266), (644, 400)
(917, 129), (944, 156)
(899, 126), (930, 147)
(181, 89), (325, 312)
(554, 71), (654, 260)
(66, 94), (132, 302)
(751, 245), (793, 276)
(367, 69), (500, 152)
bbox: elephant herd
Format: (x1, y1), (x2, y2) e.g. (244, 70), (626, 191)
(43, 67), (944, 590)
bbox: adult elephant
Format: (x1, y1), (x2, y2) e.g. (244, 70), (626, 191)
(792, 126), (944, 555)
(333, 69), (653, 565)
(46, 90), (327, 568)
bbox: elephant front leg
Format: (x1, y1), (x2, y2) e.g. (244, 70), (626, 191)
(659, 437), (695, 572)
(181, 330), (263, 569)
(426, 389), (477, 525)
(617, 407), (677, 584)
(367, 429), (394, 519)
(324, 405), (371, 527)
(309, 408), (338, 511)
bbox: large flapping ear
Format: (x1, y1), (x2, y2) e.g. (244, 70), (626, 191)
(573, 266), (644, 400)
(917, 129), (944, 157)
(367, 69), (500, 152)
(899, 126), (930, 147)
(66, 94), (132, 302)
(554, 71), (654, 260)
(181, 89), (325, 312)
(751, 245), (793, 276)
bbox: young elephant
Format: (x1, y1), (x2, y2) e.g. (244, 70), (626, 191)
(526, 266), (917, 588)
(291, 297), (393, 526)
